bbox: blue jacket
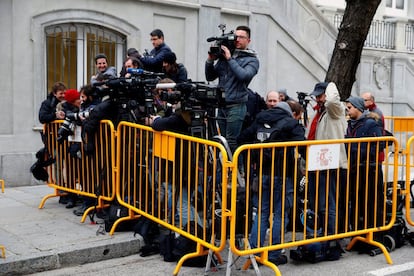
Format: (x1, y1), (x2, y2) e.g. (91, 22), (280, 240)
(345, 111), (384, 164)
(140, 43), (172, 73)
(164, 63), (188, 83)
(205, 49), (259, 104)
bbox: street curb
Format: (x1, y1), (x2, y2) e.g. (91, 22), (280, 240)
(0, 237), (142, 275)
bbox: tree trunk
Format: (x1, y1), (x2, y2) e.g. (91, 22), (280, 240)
(326, 0), (381, 101)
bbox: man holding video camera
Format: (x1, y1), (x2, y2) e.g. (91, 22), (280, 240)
(205, 25), (259, 154)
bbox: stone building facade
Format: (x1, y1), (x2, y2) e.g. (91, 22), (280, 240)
(0, 0), (413, 186)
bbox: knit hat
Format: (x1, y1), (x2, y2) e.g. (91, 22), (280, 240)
(163, 52), (177, 64)
(277, 101), (293, 117)
(310, 82), (329, 97)
(278, 88), (290, 101)
(64, 89), (80, 104)
(346, 96), (365, 112)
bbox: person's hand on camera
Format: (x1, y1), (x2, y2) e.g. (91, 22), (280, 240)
(146, 115), (160, 126)
(221, 45), (231, 60)
(55, 110), (65, 119)
(207, 52), (218, 62)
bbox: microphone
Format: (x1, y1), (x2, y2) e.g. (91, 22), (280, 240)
(127, 68), (164, 76)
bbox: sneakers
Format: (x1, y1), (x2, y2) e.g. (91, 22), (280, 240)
(269, 254), (288, 265)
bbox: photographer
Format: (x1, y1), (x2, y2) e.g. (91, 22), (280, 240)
(82, 72), (161, 154)
(90, 53), (117, 86)
(59, 88), (81, 209)
(162, 52), (188, 84)
(121, 56), (143, 78)
(237, 102), (305, 266)
(39, 82), (67, 124)
(205, 25), (259, 154)
(138, 29), (172, 73)
(150, 108), (202, 228)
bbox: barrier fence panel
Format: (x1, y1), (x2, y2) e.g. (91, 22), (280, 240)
(39, 120), (117, 222)
(115, 122), (231, 275)
(404, 136), (414, 226)
(384, 117), (414, 228)
(230, 136), (398, 275)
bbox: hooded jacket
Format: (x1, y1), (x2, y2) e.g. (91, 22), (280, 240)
(238, 106), (305, 176)
(205, 49), (259, 104)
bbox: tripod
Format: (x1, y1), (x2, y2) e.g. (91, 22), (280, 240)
(297, 92), (311, 127)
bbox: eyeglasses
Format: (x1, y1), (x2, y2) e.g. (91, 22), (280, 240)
(236, 35), (249, 40)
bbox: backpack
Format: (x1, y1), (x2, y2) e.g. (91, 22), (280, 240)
(30, 147), (56, 181)
(256, 117), (290, 143)
(290, 240), (343, 263)
(98, 201), (135, 232)
(158, 221), (216, 267)
(242, 89), (265, 130)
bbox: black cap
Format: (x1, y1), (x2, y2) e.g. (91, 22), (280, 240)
(163, 52), (177, 64)
(310, 82), (329, 97)
(127, 48), (139, 56)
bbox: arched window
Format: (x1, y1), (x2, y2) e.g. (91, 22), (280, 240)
(45, 24), (126, 91)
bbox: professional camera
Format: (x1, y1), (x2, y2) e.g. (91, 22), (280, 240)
(66, 111), (90, 121)
(296, 91), (313, 127)
(94, 68), (163, 117)
(57, 111), (91, 143)
(207, 24), (237, 56)
(57, 117), (75, 143)
(157, 82), (225, 110)
(296, 91), (311, 107)
(290, 240), (342, 263)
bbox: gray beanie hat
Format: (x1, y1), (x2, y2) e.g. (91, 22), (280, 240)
(346, 96), (365, 112)
(277, 101), (293, 117)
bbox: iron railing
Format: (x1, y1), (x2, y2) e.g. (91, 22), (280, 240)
(333, 14), (414, 51)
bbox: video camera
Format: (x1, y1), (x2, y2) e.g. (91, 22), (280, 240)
(156, 82), (225, 111)
(207, 24), (237, 56)
(94, 68), (163, 114)
(296, 91), (313, 127)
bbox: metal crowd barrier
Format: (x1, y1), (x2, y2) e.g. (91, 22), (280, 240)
(404, 136), (414, 226)
(384, 116), (414, 227)
(38, 118), (409, 275)
(384, 116), (414, 154)
(38, 120), (117, 223)
(115, 122), (231, 275)
(230, 136), (398, 275)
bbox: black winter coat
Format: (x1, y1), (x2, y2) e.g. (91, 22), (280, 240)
(238, 107), (306, 176)
(38, 94), (60, 124)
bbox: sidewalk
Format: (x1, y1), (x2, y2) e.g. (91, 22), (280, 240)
(0, 185), (142, 275)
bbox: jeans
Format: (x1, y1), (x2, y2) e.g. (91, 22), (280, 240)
(159, 182), (201, 228)
(308, 169), (347, 235)
(249, 176), (293, 260)
(218, 103), (247, 154)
